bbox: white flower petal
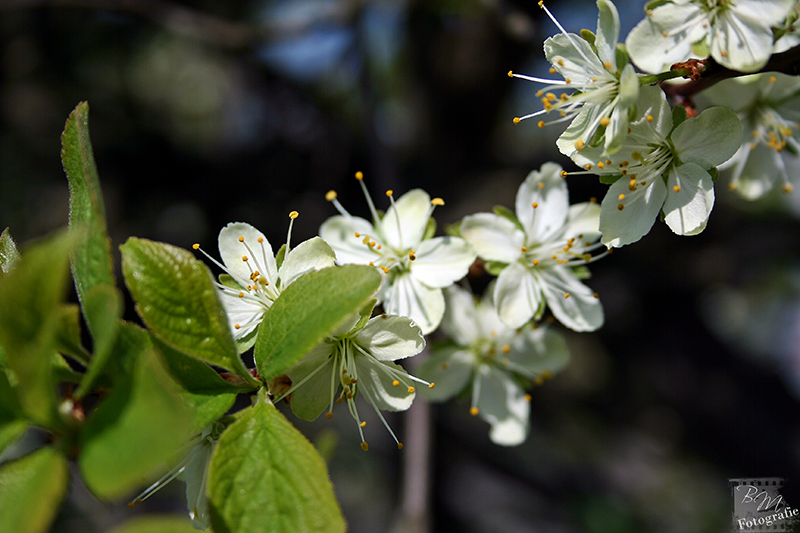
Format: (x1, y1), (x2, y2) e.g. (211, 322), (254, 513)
(382, 272), (444, 335)
(416, 347), (474, 402)
(219, 292), (265, 339)
(564, 202), (602, 242)
(278, 237), (337, 289)
(672, 107), (742, 168)
(544, 34), (608, 86)
(475, 365), (529, 447)
(381, 189), (430, 250)
(410, 236), (475, 288)
(355, 315), (425, 362)
(440, 285), (481, 345)
(595, 0), (621, 70)
(516, 163), (569, 243)
(358, 358), (415, 412)
(506, 326), (570, 377)
(219, 222), (276, 286)
(539, 267), (604, 332)
(494, 261), (541, 329)
(626, 3), (707, 73)
(663, 163), (715, 236)
(319, 215), (381, 265)
(460, 213), (525, 263)
(713, 4), (792, 71)
(600, 173), (667, 248)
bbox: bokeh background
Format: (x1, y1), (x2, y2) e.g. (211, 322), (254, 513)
(2, 0), (800, 531)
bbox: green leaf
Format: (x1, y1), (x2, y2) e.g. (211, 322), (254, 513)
(422, 217), (437, 241)
(62, 102), (116, 336)
(0, 446), (69, 533)
(0, 371), (27, 456)
(0, 228), (20, 278)
(599, 174), (623, 185)
(108, 516), (199, 533)
(120, 237), (251, 381)
(0, 420), (28, 456)
(492, 205), (524, 232)
(255, 265), (381, 380)
(154, 337), (244, 431)
(484, 261), (508, 276)
(0, 231), (74, 428)
(615, 43), (629, 73)
(79, 323), (194, 500)
(274, 243), (287, 271)
(208, 389), (345, 533)
(54, 303), (91, 365)
(74, 284), (123, 399)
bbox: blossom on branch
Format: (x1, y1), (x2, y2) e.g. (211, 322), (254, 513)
(626, 0), (795, 73)
(319, 173), (475, 334)
(417, 285), (569, 446)
(459, 163), (605, 331)
(510, 0), (639, 156)
(699, 73), (800, 199)
(569, 85), (742, 248)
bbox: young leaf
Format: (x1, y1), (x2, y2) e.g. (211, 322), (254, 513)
(0, 228), (20, 277)
(0, 370), (27, 455)
(79, 323), (194, 500)
(54, 303), (91, 365)
(208, 389), (345, 533)
(0, 446), (69, 533)
(61, 102), (116, 334)
(0, 230), (74, 429)
(255, 265), (381, 380)
(120, 237), (252, 382)
(74, 284), (123, 399)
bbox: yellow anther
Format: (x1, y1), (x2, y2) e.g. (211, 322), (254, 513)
(409, 251), (416, 261)
(386, 190), (393, 197)
(532, 202), (538, 208)
(289, 211), (299, 219)
(325, 190), (337, 201)
(673, 185), (681, 193)
(524, 394), (532, 402)
(326, 412), (333, 419)
(560, 170), (568, 177)
(549, 67), (557, 74)
(513, 117), (521, 124)
(590, 197), (597, 203)
(784, 184), (794, 193)
(538, 120), (545, 128)
(564, 293), (570, 298)
(408, 386), (415, 393)
(470, 407), (479, 416)
(336, 397), (343, 403)
(538, 182), (545, 190)
(234, 324), (240, 329)
(593, 292), (600, 298)
(521, 246), (527, 252)
(563, 79), (571, 85)
(508, 70), (514, 77)
(574, 139), (585, 151)
(355, 232), (360, 237)
(428, 383), (435, 389)
(242, 256), (248, 261)
(502, 344), (510, 354)
(618, 204), (624, 211)
(258, 237), (264, 243)
(238, 292), (244, 298)
(397, 442), (404, 450)
(431, 197), (445, 206)
(355, 171), (364, 180)
(631, 151), (641, 160)
(646, 115), (653, 122)
(585, 164), (592, 170)
(360, 421), (366, 428)
(361, 441), (369, 451)
(557, 58), (564, 66)
(600, 117), (610, 127)
(597, 162), (605, 169)
(546, 92), (557, 101)
(769, 76), (777, 83)
(392, 380), (400, 387)
(238, 236), (244, 242)
(532, 259), (539, 265)
(662, 30), (668, 37)
(192, 243), (199, 250)
(603, 61), (612, 69)
(618, 193), (625, 201)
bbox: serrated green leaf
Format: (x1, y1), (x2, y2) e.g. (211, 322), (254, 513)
(0, 231), (74, 428)
(208, 389), (345, 533)
(0, 228), (20, 278)
(62, 102), (116, 336)
(107, 516), (199, 533)
(0, 446), (69, 533)
(120, 237), (251, 381)
(74, 284), (123, 399)
(79, 323), (194, 500)
(154, 337), (244, 431)
(255, 265), (380, 380)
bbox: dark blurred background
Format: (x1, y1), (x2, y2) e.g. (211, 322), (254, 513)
(2, 0), (800, 531)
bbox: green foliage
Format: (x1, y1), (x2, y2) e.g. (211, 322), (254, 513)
(0, 231), (74, 429)
(0, 370), (27, 455)
(254, 265), (381, 380)
(108, 516), (200, 533)
(672, 105), (688, 130)
(62, 102), (117, 336)
(208, 389), (346, 533)
(74, 284), (123, 398)
(79, 323), (194, 500)
(0, 446), (69, 533)
(120, 237), (254, 383)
